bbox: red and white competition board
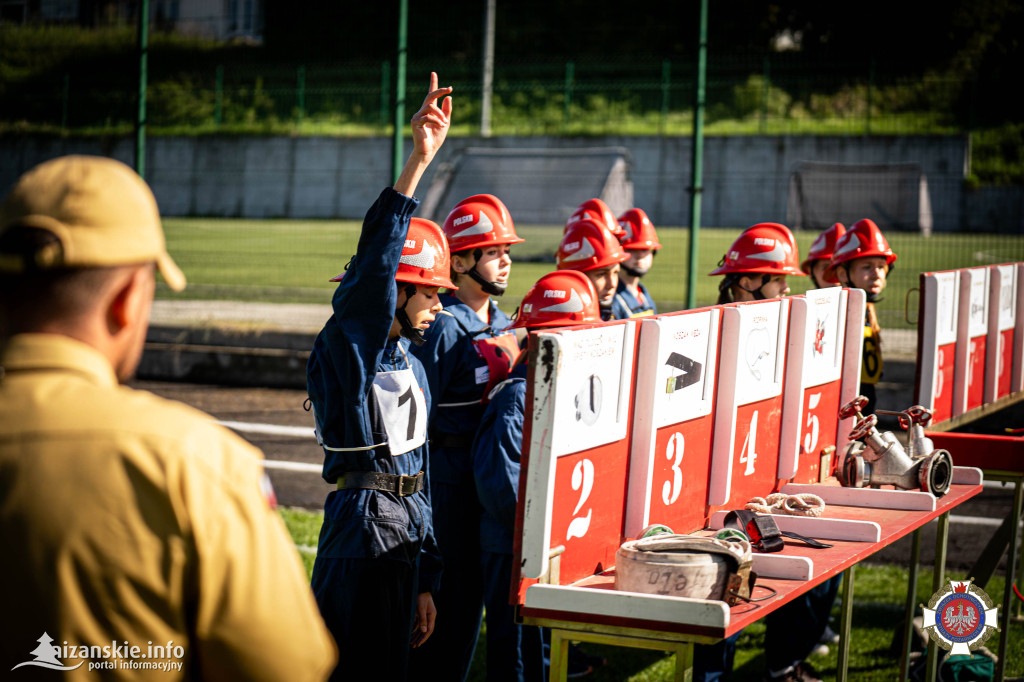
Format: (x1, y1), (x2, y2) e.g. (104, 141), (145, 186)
(917, 271), (960, 424)
(708, 299), (790, 507)
(625, 307), (721, 538)
(779, 287), (865, 484)
(986, 264), (1018, 402)
(519, 321), (637, 583)
(954, 267), (990, 416)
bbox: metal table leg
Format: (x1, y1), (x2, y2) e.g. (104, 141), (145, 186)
(900, 529), (922, 681)
(549, 629), (570, 682)
(996, 477), (1023, 681)
(837, 564), (856, 682)
(925, 512), (950, 682)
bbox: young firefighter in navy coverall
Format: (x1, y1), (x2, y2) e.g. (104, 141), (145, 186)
(705, 222), (830, 682)
(305, 73), (452, 681)
(471, 271), (601, 682)
(825, 218), (897, 417)
(556, 217), (628, 322)
(611, 208), (661, 319)
(408, 194), (524, 679)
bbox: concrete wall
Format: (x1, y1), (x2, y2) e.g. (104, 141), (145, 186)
(0, 133), (984, 231)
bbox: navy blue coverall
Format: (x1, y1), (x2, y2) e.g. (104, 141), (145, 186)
(408, 294), (513, 680)
(610, 279), (658, 319)
(471, 363), (545, 682)
(306, 188), (442, 681)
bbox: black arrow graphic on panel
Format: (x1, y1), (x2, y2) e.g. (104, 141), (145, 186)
(665, 352), (702, 393)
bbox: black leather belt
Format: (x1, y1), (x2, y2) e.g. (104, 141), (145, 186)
(723, 509), (832, 552)
(336, 471), (425, 496)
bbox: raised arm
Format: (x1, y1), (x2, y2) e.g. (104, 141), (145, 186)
(394, 71), (453, 198)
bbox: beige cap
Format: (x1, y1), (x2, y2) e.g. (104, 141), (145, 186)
(0, 155), (186, 291)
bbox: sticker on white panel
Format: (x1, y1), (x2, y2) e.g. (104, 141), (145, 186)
(801, 287), (845, 384)
(547, 323), (634, 456)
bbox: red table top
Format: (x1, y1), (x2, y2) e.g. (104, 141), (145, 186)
(519, 481), (983, 639)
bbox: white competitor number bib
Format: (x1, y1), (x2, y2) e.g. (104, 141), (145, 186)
(371, 369), (428, 456)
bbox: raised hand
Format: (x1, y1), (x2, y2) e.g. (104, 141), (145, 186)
(394, 71), (453, 197)
(410, 71), (453, 163)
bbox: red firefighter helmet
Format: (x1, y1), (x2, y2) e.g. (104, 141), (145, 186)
(617, 208), (662, 251)
(509, 270), (601, 329)
(566, 198), (626, 238)
(801, 222), (846, 282)
(442, 194), (525, 253)
(709, 222), (805, 277)
(333, 218), (456, 289)
(557, 219), (629, 272)
(825, 218), (897, 281)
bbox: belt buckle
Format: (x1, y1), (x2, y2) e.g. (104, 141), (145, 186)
(397, 474), (416, 496)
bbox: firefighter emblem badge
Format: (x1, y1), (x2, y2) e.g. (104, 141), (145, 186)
(921, 579), (998, 655)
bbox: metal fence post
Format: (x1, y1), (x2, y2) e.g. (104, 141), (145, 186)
(135, 0), (149, 179)
(380, 60), (391, 128)
(761, 56), (770, 133)
(61, 73), (69, 132)
(391, 0), (408, 185)
(563, 61), (574, 131)
(866, 57), (875, 135)
(481, 0), (496, 137)
(215, 64), (223, 126)
(297, 65), (306, 126)
(687, 0), (708, 310)
(660, 60), (671, 135)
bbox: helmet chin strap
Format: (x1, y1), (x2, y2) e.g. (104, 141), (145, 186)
(466, 247), (507, 296)
(620, 263), (648, 278)
(738, 273), (771, 301)
(396, 282), (426, 346)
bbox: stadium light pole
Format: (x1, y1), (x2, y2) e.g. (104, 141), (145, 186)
(687, 0), (708, 309)
(481, 0), (496, 137)
(391, 0), (409, 185)
(135, 0), (149, 180)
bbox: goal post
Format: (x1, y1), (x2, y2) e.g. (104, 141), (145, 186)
(420, 146), (634, 225)
(786, 161), (933, 236)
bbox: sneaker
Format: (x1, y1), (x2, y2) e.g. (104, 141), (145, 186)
(765, 660), (823, 682)
(810, 643), (829, 657)
(793, 661), (824, 682)
(820, 624), (840, 644)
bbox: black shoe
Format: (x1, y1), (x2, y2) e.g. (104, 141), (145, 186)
(765, 660), (823, 682)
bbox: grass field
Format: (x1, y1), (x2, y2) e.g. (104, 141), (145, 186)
(278, 507), (1023, 681)
(159, 218), (1024, 330)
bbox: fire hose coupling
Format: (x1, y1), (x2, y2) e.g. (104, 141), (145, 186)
(836, 396), (954, 497)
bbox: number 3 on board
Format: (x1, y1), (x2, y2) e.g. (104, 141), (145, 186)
(739, 410), (758, 476)
(662, 432), (684, 506)
(566, 459), (594, 540)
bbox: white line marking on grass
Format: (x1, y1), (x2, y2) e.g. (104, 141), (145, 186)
(219, 420), (313, 438)
(295, 544), (318, 554)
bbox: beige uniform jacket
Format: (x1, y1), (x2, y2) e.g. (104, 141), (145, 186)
(0, 334), (336, 680)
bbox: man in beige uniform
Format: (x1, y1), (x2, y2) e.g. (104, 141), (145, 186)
(0, 156), (336, 680)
